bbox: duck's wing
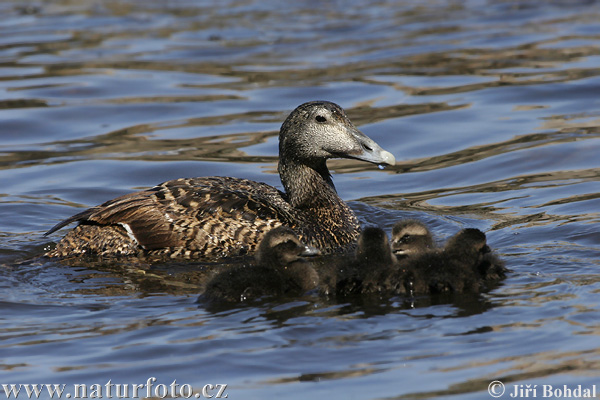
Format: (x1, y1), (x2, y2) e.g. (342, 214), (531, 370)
(46, 177), (296, 252)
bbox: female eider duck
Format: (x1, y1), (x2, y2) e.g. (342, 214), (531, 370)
(201, 226), (320, 303)
(45, 101), (395, 259)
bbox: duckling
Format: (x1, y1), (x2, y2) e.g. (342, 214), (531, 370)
(332, 221), (433, 296)
(391, 219), (435, 260)
(356, 226), (396, 267)
(403, 228), (506, 294)
(466, 233), (507, 287)
(200, 226), (320, 303)
(45, 101), (395, 259)
(444, 228), (506, 284)
(334, 227), (398, 296)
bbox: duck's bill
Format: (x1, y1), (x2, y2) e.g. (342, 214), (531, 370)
(341, 126), (396, 166)
(363, 148), (396, 166)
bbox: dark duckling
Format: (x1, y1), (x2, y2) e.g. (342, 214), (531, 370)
(464, 232), (507, 285)
(333, 227), (398, 296)
(404, 228), (507, 294)
(200, 226), (320, 303)
(326, 221), (433, 297)
(391, 219), (435, 260)
(356, 226), (396, 267)
(332, 225), (506, 297)
(45, 101), (395, 259)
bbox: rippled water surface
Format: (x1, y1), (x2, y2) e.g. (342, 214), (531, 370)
(2, 0), (600, 399)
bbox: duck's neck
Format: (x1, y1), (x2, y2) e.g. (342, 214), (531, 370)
(278, 158), (338, 209)
(278, 157), (361, 252)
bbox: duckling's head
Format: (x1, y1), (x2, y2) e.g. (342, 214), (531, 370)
(279, 101), (395, 168)
(255, 226), (320, 267)
(444, 228), (490, 262)
(355, 226), (394, 265)
(391, 220), (434, 258)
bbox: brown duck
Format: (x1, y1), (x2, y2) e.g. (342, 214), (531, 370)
(45, 101), (396, 259)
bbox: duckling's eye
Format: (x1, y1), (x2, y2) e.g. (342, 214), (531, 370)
(315, 115), (327, 123)
(393, 234), (411, 245)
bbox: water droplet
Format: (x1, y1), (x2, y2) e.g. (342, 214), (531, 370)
(378, 164), (385, 170)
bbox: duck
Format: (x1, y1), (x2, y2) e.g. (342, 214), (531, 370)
(457, 230), (507, 285)
(44, 101), (395, 259)
(355, 226), (397, 267)
(402, 228), (507, 294)
(331, 227), (399, 296)
(391, 219), (435, 260)
(200, 226), (320, 303)
(332, 224), (506, 297)
(331, 221), (433, 297)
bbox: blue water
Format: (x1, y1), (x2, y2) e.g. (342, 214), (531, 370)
(1, 1), (600, 399)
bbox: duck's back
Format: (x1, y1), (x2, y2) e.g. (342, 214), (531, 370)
(46, 177), (295, 258)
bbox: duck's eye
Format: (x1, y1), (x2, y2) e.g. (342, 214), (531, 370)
(315, 115), (327, 123)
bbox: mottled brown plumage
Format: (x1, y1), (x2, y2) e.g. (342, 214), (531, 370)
(45, 101), (395, 259)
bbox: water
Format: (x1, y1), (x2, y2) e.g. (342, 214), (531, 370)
(1, 0), (600, 399)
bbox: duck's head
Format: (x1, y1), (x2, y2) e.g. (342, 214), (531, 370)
(256, 226), (320, 266)
(444, 228), (490, 262)
(279, 101), (395, 168)
(391, 220), (435, 258)
(356, 226), (394, 265)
